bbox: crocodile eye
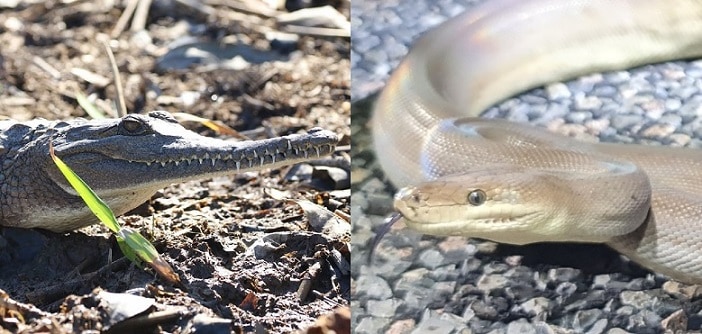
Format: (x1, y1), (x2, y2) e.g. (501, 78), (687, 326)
(467, 189), (486, 206)
(120, 117), (146, 134)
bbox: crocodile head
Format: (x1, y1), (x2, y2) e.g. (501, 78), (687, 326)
(0, 111), (338, 232)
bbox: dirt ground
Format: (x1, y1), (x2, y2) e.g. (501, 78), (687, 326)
(0, 0), (350, 332)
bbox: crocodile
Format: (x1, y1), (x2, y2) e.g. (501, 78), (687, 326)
(0, 111), (338, 232)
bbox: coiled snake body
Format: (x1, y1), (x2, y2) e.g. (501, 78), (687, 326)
(371, 0), (702, 283)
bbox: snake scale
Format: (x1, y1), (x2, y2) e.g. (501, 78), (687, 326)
(371, 0), (702, 283)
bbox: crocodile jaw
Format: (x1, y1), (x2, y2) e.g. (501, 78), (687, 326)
(0, 112), (338, 232)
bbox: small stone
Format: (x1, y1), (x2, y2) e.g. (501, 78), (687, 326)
(619, 291), (655, 309)
(662, 280), (702, 299)
(356, 275), (392, 300)
(519, 297), (551, 318)
(394, 268), (433, 295)
(506, 318), (537, 334)
(428, 264), (460, 281)
(403, 288), (433, 314)
(611, 114), (642, 130)
(585, 117), (611, 134)
(191, 314), (232, 334)
(482, 262), (510, 274)
(625, 310), (661, 333)
(572, 309), (604, 332)
(566, 111), (592, 124)
(641, 123), (676, 139)
(3, 16), (23, 31)
(505, 283), (538, 301)
(607, 329), (632, 334)
(547, 268), (581, 283)
(660, 309), (687, 333)
(386, 319), (416, 334)
(587, 319), (608, 334)
(668, 133), (691, 146)
(546, 83), (571, 100)
(592, 274), (611, 289)
(471, 300), (499, 320)
(554, 282), (577, 299)
(416, 248), (445, 270)
(411, 309), (460, 334)
(366, 299), (403, 318)
(574, 94), (603, 110)
(476, 274), (509, 294)
(437, 237), (477, 263)
(355, 316), (392, 334)
(431, 281), (457, 301)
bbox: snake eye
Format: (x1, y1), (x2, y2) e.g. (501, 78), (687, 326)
(467, 189), (486, 206)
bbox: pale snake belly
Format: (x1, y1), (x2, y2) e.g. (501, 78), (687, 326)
(371, 0), (702, 283)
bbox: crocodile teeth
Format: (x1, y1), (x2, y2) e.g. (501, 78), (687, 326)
(211, 158), (216, 167)
(160, 161), (167, 167)
(315, 147), (320, 157)
(236, 161), (240, 170)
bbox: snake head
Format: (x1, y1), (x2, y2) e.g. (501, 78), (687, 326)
(393, 164), (649, 245)
(394, 168), (542, 245)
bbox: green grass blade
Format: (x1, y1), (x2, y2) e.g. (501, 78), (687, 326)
(119, 227), (159, 263)
(117, 236), (143, 267)
(75, 91), (107, 119)
(51, 143), (182, 286)
(120, 228), (182, 285)
(49, 143), (120, 233)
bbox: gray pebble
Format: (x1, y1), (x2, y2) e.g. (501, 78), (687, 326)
(356, 275), (393, 300)
(471, 299), (500, 320)
(586, 319), (608, 334)
(416, 248), (446, 270)
(364, 192), (394, 216)
(506, 319), (538, 334)
(403, 288), (434, 315)
(546, 83), (571, 100)
(547, 268), (581, 283)
(428, 264), (461, 281)
(394, 268), (433, 294)
(366, 299), (403, 318)
(607, 328), (633, 334)
(572, 309), (604, 332)
(619, 291), (655, 309)
(625, 310), (661, 333)
(565, 111), (592, 123)
(518, 297), (551, 319)
(477, 274), (510, 294)
(355, 316), (392, 334)
(610, 114), (643, 130)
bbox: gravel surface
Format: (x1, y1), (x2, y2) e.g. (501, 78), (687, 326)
(352, 0), (702, 333)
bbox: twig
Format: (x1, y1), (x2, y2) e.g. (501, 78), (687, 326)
(32, 56), (61, 79)
(103, 41), (127, 117)
(205, 0), (278, 18)
(281, 25), (349, 38)
(111, 0), (139, 38)
(131, 0), (153, 32)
